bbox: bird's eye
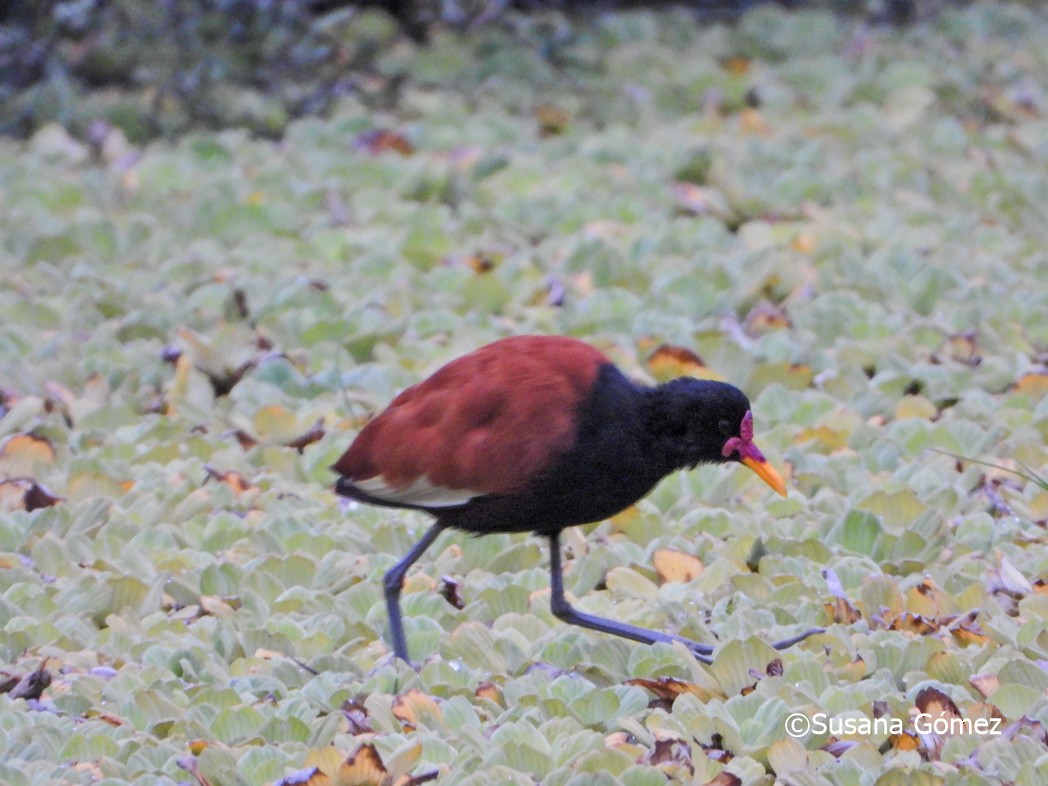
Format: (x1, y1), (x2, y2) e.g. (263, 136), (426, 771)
(717, 419), (731, 435)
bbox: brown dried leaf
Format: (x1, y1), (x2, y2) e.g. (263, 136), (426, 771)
(913, 686), (962, 759)
(672, 182), (733, 220)
(836, 655), (867, 682)
(203, 465), (255, 495)
(792, 231), (816, 254)
(949, 613), (990, 646)
(970, 673), (1000, 699)
(275, 767), (332, 786)
(231, 430), (259, 450)
(702, 773), (741, 786)
(649, 737), (693, 771)
(341, 697), (373, 735)
(825, 596), (862, 625)
(915, 686), (961, 719)
(719, 55), (751, 75)
(889, 612), (939, 636)
(535, 104), (570, 136)
(475, 681), (503, 706)
(466, 253), (496, 274)
(355, 129), (413, 156)
(889, 731), (920, 751)
(822, 739), (859, 758)
(908, 578), (947, 617)
(823, 567), (861, 623)
(199, 595), (237, 617)
(4, 659), (52, 700)
(285, 420), (325, 453)
(440, 575), (464, 609)
(739, 107), (770, 135)
(338, 743), (387, 785)
(743, 300), (791, 336)
(0, 478), (62, 511)
(932, 330), (981, 367)
(625, 677), (722, 704)
(176, 755), (215, 786)
(646, 344), (724, 383)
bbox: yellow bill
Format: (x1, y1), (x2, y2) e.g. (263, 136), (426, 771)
(742, 455), (787, 497)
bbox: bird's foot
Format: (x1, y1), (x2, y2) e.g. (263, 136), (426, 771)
(684, 626), (824, 664)
(686, 642), (714, 665)
(770, 627), (824, 651)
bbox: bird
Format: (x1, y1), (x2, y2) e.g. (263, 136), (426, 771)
(332, 335), (821, 664)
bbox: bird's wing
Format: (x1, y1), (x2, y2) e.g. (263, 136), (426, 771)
(331, 336), (608, 507)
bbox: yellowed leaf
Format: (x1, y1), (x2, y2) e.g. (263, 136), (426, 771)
(646, 344), (723, 382)
(791, 231), (816, 254)
(740, 107), (770, 135)
(475, 682), (503, 705)
(895, 395), (937, 420)
(0, 433), (56, 474)
(1015, 372), (1048, 398)
(0, 478), (61, 511)
(653, 549), (704, 583)
(338, 744), (387, 786)
(796, 424), (849, 451)
(391, 689), (442, 730)
(970, 674), (1000, 699)
(304, 746), (346, 778)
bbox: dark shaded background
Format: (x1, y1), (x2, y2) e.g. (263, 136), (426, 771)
(1, 0), (925, 141)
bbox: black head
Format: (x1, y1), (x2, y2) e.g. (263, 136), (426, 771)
(648, 378), (786, 495)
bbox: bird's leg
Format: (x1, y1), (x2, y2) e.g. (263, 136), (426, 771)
(547, 533), (716, 664)
(547, 534), (823, 663)
(384, 522), (445, 663)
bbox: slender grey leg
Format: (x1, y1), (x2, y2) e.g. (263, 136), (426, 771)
(547, 533), (822, 663)
(547, 533), (716, 663)
(384, 522), (445, 663)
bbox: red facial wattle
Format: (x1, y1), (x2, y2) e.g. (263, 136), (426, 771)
(722, 411), (787, 497)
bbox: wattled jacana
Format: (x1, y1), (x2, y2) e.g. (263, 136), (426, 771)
(333, 335), (821, 663)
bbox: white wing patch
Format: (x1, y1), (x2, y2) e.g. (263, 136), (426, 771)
(351, 474), (480, 508)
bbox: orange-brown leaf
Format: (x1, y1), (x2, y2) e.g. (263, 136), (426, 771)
(824, 596), (862, 625)
(703, 773), (742, 786)
(274, 767), (332, 786)
(890, 731), (921, 751)
(355, 129), (413, 156)
(1015, 372), (1048, 398)
(203, 465), (254, 495)
(535, 104), (570, 136)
